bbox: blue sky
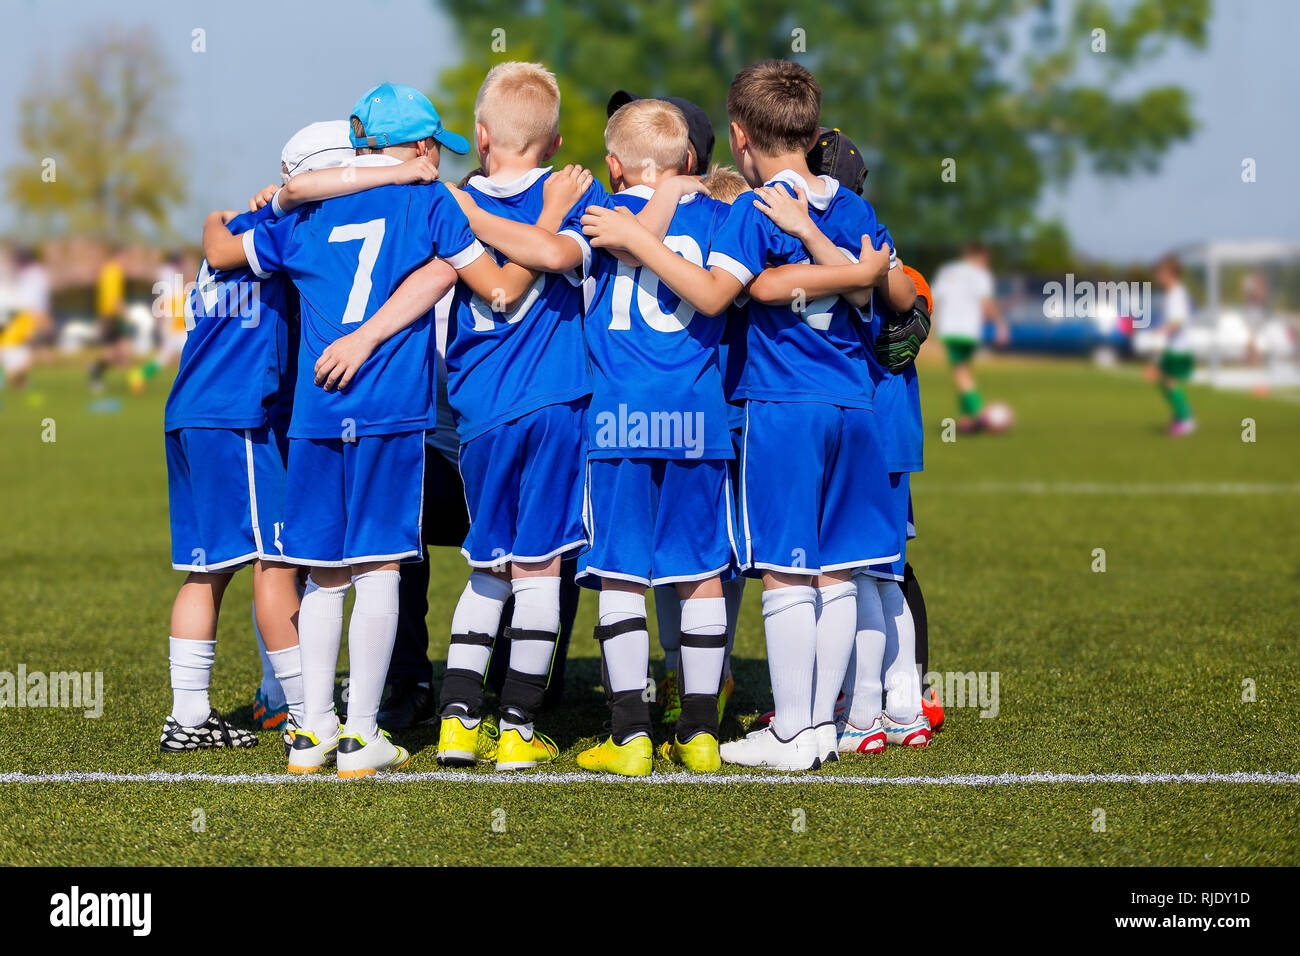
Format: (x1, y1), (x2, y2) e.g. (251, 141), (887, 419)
(1, 0), (1296, 261)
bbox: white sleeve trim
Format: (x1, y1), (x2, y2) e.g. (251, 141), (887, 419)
(242, 230), (270, 279)
(270, 189), (286, 219)
(557, 229), (592, 286)
(444, 240), (485, 271)
(706, 252), (754, 286)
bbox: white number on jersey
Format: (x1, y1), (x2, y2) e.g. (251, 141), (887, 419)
(468, 272), (545, 332)
(610, 235), (704, 332)
(328, 219), (387, 325)
(799, 245), (868, 331)
(188, 259), (218, 330)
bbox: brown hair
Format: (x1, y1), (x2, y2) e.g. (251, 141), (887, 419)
(726, 59), (822, 155)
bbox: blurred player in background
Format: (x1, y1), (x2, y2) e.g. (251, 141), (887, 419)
(89, 247), (132, 392)
(1149, 254), (1196, 436)
(1, 247), (51, 393)
(931, 241), (1007, 432)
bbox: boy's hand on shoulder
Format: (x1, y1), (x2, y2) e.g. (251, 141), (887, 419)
(658, 174), (710, 201)
(544, 164), (593, 213)
(857, 235), (892, 287)
(249, 184), (279, 213)
(752, 185), (812, 239)
(314, 326), (379, 392)
(394, 155), (440, 185)
(580, 205), (647, 251)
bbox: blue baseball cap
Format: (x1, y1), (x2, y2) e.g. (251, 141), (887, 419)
(349, 82), (470, 154)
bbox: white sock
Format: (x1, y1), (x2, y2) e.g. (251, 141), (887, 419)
(500, 576), (561, 735)
(761, 585), (817, 739)
(680, 596), (726, 696)
(266, 645), (305, 727)
(343, 569), (401, 742)
(253, 604), (284, 708)
(598, 589), (649, 694)
(880, 580), (923, 720)
(849, 579), (886, 727)
(448, 571), (511, 678)
(169, 637), (215, 727)
(812, 581), (857, 726)
(298, 577), (349, 737)
(653, 585), (681, 674)
(508, 576), (560, 674)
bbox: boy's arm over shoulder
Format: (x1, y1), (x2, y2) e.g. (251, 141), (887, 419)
(202, 206), (297, 274)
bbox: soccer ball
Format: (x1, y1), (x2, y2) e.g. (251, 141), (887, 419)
(983, 401), (1014, 432)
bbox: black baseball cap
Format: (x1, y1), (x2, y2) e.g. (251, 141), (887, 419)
(606, 90), (715, 175)
(808, 127), (868, 195)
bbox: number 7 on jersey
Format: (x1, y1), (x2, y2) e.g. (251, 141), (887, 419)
(328, 218), (386, 325)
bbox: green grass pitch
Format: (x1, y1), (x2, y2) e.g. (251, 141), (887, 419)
(2, 359), (1298, 866)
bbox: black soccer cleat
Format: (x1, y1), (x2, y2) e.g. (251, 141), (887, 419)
(160, 709), (259, 753)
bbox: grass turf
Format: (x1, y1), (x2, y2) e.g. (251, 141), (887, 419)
(1, 358), (1298, 865)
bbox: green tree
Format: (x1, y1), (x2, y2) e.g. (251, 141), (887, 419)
(5, 28), (186, 241)
(433, 0), (1209, 269)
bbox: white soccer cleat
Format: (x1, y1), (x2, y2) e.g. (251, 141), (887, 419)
(719, 724), (821, 770)
(814, 722), (839, 764)
(838, 716), (887, 755)
(286, 721), (341, 774)
(336, 730), (411, 778)
(882, 711), (932, 748)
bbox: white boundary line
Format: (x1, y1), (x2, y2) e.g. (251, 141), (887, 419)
(2, 770), (1298, 787)
(924, 481), (1300, 496)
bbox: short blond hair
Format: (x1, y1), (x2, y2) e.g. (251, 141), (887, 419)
(475, 61), (561, 154)
(604, 100), (690, 180)
(701, 164), (748, 203)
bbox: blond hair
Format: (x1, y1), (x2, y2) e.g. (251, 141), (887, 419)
(726, 59), (821, 155)
(701, 164), (748, 203)
(474, 61), (561, 154)
(604, 99), (690, 180)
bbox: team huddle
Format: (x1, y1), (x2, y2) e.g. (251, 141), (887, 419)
(162, 58), (942, 777)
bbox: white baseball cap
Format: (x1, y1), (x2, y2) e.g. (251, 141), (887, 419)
(280, 120), (355, 183)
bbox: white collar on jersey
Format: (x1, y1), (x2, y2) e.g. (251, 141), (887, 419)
(347, 154), (403, 168)
(467, 166), (551, 198)
(619, 183), (698, 205)
(766, 169), (838, 211)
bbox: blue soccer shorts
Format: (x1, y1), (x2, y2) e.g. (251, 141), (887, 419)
(166, 424), (287, 572)
(458, 400), (587, 567)
(738, 401), (898, 576)
(279, 430), (426, 567)
(858, 472), (913, 582)
(579, 457), (737, 588)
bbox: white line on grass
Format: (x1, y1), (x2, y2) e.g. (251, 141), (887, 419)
(1, 770), (1298, 786)
(926, 481), (1300, 496)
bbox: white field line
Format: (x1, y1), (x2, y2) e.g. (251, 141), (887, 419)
(926, 481), (1300, 496)
(1, 770), (1298, 787)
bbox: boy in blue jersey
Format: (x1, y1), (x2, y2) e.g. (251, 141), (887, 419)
(404, 62), (695, 772)
(564, 99), (733, 776)
(582, 60), (915, 770)
(202, 83), (550, 777)
(159, 122), (356, 755)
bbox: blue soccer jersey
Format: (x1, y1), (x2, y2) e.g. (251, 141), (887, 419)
(445, 167), (611, 442)
(707, 170), (890, 409)
(164, 205), (296, 432)
(245, 171), (482, 440)
(866, 296), (924, 475)
(584, 186), (732, 460)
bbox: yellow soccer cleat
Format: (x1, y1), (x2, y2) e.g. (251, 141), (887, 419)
(660, 732), (722, 773)
(576, 735), (654, 777)
(437, 715), (497, 767)
(494, 728), (558, 771)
